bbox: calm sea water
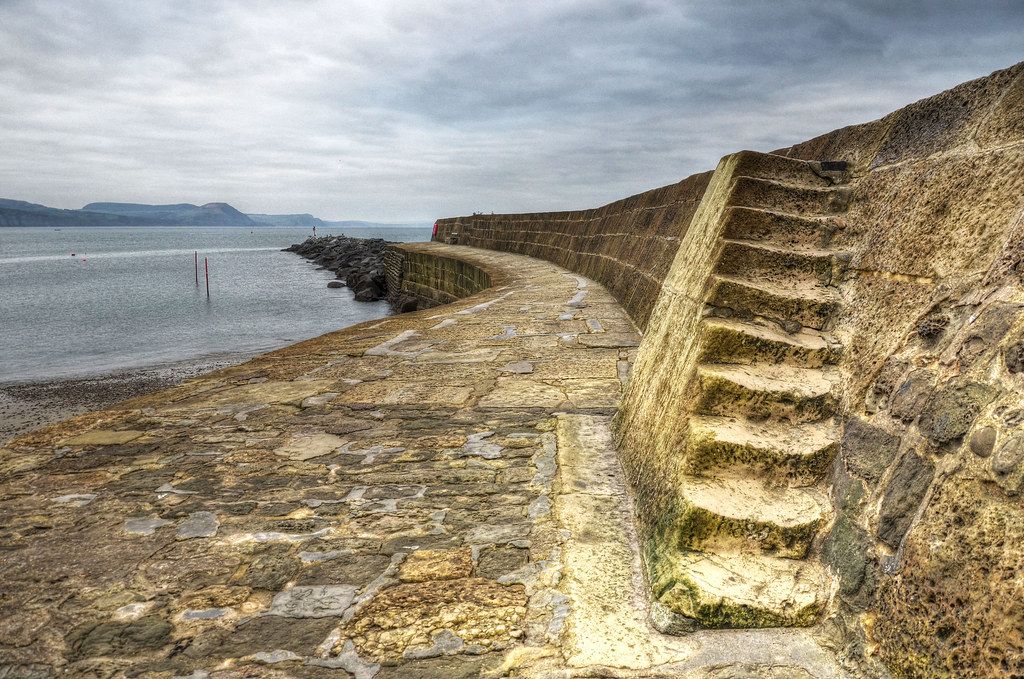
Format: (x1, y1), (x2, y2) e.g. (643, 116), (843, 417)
(0, 226), (431, 383)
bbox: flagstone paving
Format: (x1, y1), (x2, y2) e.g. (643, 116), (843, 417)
(0, 244), (639, 678)
(0, 244), (849, 678)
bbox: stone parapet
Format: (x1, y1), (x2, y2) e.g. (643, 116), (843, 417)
(385, 245), (495, 308)
(434, 171), (712, 329)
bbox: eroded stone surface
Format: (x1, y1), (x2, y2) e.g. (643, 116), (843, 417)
(177, 511), (220, 539)
(337, 578), (527, 662)
(268, 585), (358, 618)
(398, 548), (474, 583)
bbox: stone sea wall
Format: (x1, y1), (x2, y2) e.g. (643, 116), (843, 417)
(437, 62), (1024, 677)
(384, 246), (495, 309)
(773, 62), (1024, 676)
(434, 171), (712, 329)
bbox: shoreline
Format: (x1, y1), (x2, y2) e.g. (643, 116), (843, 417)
(0, 352), (259, 443)
(2, 233), (409, 444)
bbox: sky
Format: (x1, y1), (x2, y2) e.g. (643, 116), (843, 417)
(0, 1), (1022, 222)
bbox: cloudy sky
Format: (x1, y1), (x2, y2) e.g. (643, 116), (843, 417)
(1, 1), (1022, 221)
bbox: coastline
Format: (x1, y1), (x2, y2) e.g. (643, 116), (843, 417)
(0, 352), (259, 443)
(1, 230), (416, 444)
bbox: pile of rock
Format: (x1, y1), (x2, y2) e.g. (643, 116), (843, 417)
(285, 235), (390, 302)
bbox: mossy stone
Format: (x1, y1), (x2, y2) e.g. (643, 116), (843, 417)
(842, 417), (900, 483)
(878, 452), (935, 548)
(822, 514), (869, 596)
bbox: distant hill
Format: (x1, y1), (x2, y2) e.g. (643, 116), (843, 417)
(83, 202), (255, 226)
(0, 198), (433, 228)
(0, 199), (166, 227)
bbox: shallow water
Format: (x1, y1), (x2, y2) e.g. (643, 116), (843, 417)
(0, 225), (431, 382)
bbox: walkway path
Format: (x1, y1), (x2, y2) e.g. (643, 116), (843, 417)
(0, 244), (636, 677)
(0, 243), (845, 678)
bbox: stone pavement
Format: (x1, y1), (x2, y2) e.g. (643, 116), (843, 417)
(0, 244), (638, 678)
(0, 243), (849, 678)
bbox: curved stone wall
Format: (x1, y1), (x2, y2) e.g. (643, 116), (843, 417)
(434, 171), (712, 329)
(384, 245), (497, 308)
(623, 61), (1024, 676)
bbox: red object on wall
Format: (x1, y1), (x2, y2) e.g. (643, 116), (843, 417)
(432, 221), (439, 237)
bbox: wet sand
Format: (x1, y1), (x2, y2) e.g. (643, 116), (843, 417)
(0, 354), (257, 443)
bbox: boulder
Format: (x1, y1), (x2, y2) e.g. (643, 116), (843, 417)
(284, 235), (393, 303)
(890, 370), (936, 423)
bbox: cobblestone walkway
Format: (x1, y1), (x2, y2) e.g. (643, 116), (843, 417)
(0, 244), (640, 678)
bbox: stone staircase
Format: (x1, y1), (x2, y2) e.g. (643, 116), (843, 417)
(650, 153), (849, 628)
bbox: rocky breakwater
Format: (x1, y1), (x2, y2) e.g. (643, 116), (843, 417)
(286, 235), (390, 302)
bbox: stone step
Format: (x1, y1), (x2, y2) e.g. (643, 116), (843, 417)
(722, 207), (842, 251)
(651, 550), (831, 628)
(707, 274), (840, 331)
(716, 239), (838, 287)
(731, 151), (847, 189)
(675, 476), (829, 558)
(693, 363), (836, 423)
(684, 415), (838, 484)
(697, 317), (841, 368)
(729, 176), (851, 216)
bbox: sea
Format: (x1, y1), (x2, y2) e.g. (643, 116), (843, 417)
(0, 225), (432, 383)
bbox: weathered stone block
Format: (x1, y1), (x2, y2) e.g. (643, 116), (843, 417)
(969, 425), (997, 457)
(833, 466), (866, 514)
(1004, 337), (1024, 374)
(269, 584), (358, 618)
(232, 548), (300, 590)
(871, 64), (1022, 167)
(877, 452), (935, 548)
(337, 578), (527, 662)
(842, 417), (900, 483)
(956, 302), (1022, 368)
(70, 615), (172, 658)
(876, 477), (1024, 677)
(821, 514), (869, 596)
(992, 433), (1024, 494)
(889, 370), (935, 423)
(193, 615), (338, 659)
(865, 356), (907, 413)
(919, 380), (996, 447)
(398, 548), (474, 582)
(475, 547), (529, 580)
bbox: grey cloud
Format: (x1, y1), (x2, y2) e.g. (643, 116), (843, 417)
(0, 0), (1022, 221)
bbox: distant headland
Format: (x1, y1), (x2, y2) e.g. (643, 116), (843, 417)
(0, 197), (430, 228)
